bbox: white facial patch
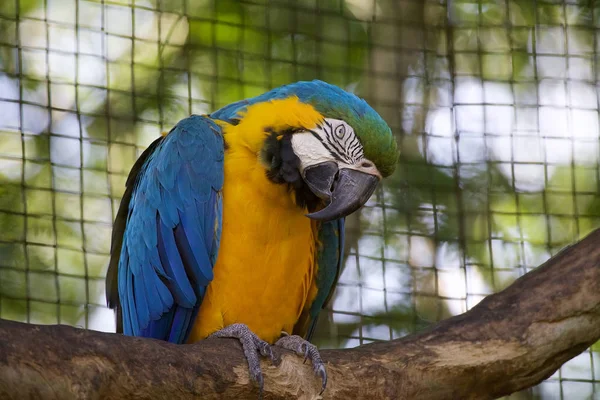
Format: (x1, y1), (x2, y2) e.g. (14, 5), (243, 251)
(291, 118), (365, 173)
(290, 132), (332, 173)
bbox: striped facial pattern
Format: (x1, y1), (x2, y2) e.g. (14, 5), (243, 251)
(309, 119), (364, 165)
(290, 118), (381, 177)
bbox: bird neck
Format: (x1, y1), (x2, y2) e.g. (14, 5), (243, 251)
(219, 96), (325, 211)
(220, 96), (323, 154)
(260, 132), (322, 212)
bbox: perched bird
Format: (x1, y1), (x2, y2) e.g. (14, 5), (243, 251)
(106, 80), (397, 392)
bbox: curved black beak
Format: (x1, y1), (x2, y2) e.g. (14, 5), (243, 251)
(303, 162), (380, 222)
(303, 161), (339, 200)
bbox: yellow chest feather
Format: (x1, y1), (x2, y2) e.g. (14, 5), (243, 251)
(188, 98), (324, 343)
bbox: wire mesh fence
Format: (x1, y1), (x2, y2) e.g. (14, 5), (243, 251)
(0, 0), (599, 398)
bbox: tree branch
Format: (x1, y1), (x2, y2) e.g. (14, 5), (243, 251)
(2, 229), (600, 400)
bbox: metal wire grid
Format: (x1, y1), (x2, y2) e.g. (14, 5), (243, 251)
(0, 0), (599, 398)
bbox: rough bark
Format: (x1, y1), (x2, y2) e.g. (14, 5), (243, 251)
(1, 229), (600, 400)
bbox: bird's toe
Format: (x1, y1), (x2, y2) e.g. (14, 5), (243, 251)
(209, 323), (274, 393)
(274, 334), (328, 393)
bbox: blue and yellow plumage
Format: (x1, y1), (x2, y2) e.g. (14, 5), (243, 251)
(106, 80), (397, 391)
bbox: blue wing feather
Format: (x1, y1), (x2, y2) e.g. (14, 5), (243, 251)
(178, 208), (214, 285)
(141, 311), (174, 340)
(157, 215), (196, 307)
(125, 265), (139, 334)
(167, 307), (192, 343)
(114, 115), (224, 343)
(302, 218), (345, 341)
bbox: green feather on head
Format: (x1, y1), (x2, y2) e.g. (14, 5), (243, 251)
(289, 80), (399, 178)
(211, 80), (399, 177)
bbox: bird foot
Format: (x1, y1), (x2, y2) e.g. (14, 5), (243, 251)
(209, 323), (275, 395)
(274, 333), (327, 394)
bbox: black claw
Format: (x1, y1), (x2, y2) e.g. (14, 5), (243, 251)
(208, 324), (274, 397)
(303, 343), (312, 364)
(266, 347), (277, 365)
(258, 342), (271, 358)
(256, 373), (264, 398)
(274, 334), (329, 394)
(317, 364), (327, 394)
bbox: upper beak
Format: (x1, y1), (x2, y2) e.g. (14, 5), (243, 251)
(302, 161), (381, 222)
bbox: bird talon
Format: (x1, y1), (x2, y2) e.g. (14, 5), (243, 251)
(317, 364), (327, 394)
(265, 345), (277, 364)
(255, 372), (264, 392)
(274, 334), (328, 394)
(257, 341), (272, 357)
(209, 323), (273, 393)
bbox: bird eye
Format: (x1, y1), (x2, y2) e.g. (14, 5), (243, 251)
(334, 124), (346, 139)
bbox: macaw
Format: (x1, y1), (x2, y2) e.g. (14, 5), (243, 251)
(105, 80), (397, 392)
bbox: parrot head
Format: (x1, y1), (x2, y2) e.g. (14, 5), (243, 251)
(213, 80), (398, 222)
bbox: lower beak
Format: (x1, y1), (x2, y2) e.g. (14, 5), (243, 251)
(302, 162), (380, 222)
